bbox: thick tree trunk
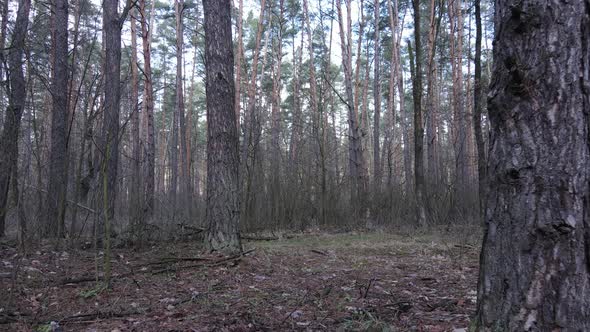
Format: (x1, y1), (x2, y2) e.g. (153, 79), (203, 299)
(45, 0), (69, 237)
(203, 0), (242, 254)
(475, 0), (590, 329)
(0, 0), (30, 237)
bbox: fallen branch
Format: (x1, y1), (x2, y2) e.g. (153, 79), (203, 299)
(0, 312), (30, 325)
(152, 248), (256, 275)
(60, 249), (257, 284)
(146, 256), (213, 266)
(57, 308), (141, 323)
(310, 249), (329, 256)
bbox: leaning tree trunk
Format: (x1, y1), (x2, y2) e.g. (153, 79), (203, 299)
(475, 0), (590, 329)
(0, 0), (30, 237)
(203, 0), (242, 255)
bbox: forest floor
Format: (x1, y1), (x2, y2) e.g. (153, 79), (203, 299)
(0, 228), (481, 331)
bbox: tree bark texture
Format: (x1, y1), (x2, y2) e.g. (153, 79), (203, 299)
(475, 0), (590, 329)
(203, 0), (242, 254)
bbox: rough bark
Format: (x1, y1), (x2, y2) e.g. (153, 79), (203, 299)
(45, 0), (70, 237)
(475, 0), (590, 329)
(203, 0), (242, 255)
(0, 0), (30, 237)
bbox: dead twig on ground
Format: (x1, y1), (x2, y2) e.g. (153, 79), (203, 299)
(310, 249), (329, 256)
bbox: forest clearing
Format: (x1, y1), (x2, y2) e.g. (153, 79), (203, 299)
(1, 230), (479, 331)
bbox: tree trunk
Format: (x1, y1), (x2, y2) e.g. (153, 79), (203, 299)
(241, 0), (267, 228)
(410, 0), (426, 226)
(241, 0), (266, 167)
(139, 0), (156, 233)
(234, 0), (244, 129)
(0, 0), (30, 237)
(372, 0), (382, 193)
(303, 0), (321, 220)
(385, 0), (396, 189)
(45, 0), (69, 238)
(473, 0), (485, 217)
(130, 8), (141, 241)
(170, 21), (180, 221)
(448, 0), (468, 194)
(425, 0), (440, 187)
(337, 0), (366, 218)
(176, 0), (190, 224)
(101, 0), (130, 283)
(475, 0), (590, 329)
(140, 0), (155, 232)
(0, 0), (9, 126)
(203, 0), (242, 254)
